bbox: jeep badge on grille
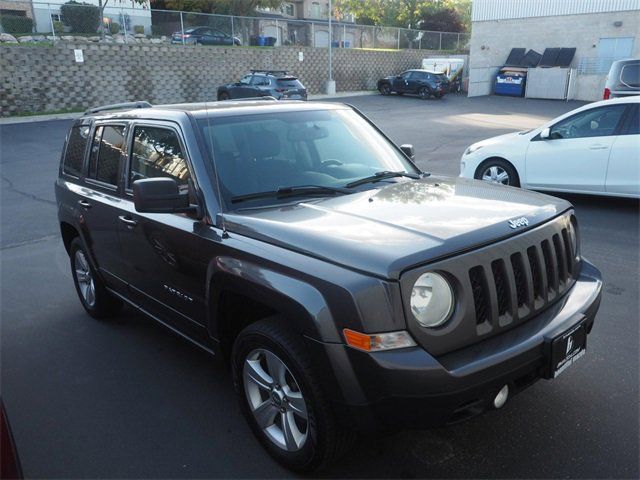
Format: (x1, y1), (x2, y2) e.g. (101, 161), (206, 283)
(508, 217), (529, 229)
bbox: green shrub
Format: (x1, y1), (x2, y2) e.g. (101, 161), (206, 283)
(60, 1), (100, 34)
(0, 15), (34, 34)
(109, 22), (120, 34)
(133, 25), (144, 35)
(53, 20), (65, 35)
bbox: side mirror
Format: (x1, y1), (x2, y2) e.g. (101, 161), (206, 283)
(133, 177), (194, 214)
(400, 144), (415, 159)
(540, 127), (551, 140)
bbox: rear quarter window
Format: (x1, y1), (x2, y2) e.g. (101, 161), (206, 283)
(62, 125), (90, 177)
(276, 78), (303, 88)
(620, 63), (640, 88)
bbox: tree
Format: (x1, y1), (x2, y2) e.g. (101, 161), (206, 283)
(418, 5), (465, 32)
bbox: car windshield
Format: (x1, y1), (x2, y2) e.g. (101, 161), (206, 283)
(198, 109), (418, 207)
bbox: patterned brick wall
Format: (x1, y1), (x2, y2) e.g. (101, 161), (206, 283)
(0, 43), (456, 116)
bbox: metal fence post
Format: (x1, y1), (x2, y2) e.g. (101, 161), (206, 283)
(419, 34), (422, 50)
(275, 18), (279, 46)
(439, 32), (442, 50)
(180, 11), (185, 45)
(311, 21), (314, 47)
(47, 3), (56, 41)
(372, 27), (375, 49)
(397, 28), (400, 50)
(121, 10), (127, 43)
(457, 33), (460, 50)
(230, 15), (234, 43)
(343, 24), (346, 48)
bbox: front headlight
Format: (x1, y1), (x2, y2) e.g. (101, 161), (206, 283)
(410, 272), (454, 328)
(464, 144), (484, 156)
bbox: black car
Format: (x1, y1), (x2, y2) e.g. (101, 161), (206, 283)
(217, 70), (307, 101)
(171, 26), (241, 46)
(56, 99), (601, 472)
(378, 69), (450, 99)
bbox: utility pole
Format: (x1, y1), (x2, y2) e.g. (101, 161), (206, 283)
(326, 0), (336, 94)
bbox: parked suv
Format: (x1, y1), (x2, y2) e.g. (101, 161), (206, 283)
(217, 70), (307, 101)
(377, 69), (450, 99)
(604, 58), (639, 99)
(56, 99), (602, 472)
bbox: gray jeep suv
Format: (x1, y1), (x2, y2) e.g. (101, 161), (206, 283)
(55, 99), (602, 472)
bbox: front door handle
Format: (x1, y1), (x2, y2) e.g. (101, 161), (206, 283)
(118, 215), (138, 228)
(589, 144), (609, 150)
(78, 200), (92, 209)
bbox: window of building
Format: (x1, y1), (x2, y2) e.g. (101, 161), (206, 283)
(281, 3), (295, 16)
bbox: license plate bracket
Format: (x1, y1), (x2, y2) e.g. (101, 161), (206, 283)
(544, 319), (587, 379)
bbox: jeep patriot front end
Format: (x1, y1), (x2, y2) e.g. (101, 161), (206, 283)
(55, 100), (602, 471)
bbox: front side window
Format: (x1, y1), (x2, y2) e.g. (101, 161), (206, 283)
(129, 126), (190, 193)
(198, 108), (417, 205)
(240, 75), (252, 85)
(550, 105), (627, 140)
(63, 125), (90, 176)
(88, 125), (125, 186)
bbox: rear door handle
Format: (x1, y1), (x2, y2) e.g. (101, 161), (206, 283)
(589, 144), (609, 150)
(78, 200), (92, 209)
(118, 215), (138, 228)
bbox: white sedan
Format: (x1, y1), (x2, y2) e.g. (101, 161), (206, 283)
(460, 96), (639, 198)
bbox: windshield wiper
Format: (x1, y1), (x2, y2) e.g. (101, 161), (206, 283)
(230, 185), (351, 204)
(345, 170), (422, 189)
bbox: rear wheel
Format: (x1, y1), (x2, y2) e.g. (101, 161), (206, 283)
(69, 238), (122, 319)
(232, 318), (355, 472)
(419, 87), (430, 100)
(378, 83), (391, 95)
(475, 158), (520, 187)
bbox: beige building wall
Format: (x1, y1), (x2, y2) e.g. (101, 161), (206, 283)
(468, 10), (640, 101)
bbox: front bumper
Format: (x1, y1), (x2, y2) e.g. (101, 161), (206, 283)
(306, 259), (602, 431)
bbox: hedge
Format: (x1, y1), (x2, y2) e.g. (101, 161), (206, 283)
(60, 1), (101, 34)
(0, 15), (34, 34)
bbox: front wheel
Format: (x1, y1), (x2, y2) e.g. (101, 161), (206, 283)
(475, 159), (520, 187)
(232, 319), (355, 472)
(69, 238), (122, 319)
(218, 92), (230, 101)
(418, 87), (430, 100)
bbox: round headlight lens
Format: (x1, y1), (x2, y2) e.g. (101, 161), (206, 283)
(410, 272), (454, 328)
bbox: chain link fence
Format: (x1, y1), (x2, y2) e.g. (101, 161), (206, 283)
(0, 1), (469, 51)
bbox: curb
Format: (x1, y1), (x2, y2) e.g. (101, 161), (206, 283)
(0, 91), (377, 125)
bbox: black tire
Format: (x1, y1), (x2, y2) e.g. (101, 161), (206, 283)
(218, 92), (230, 101)
(378, 83), (391, 95)
(69, 237), (122, 319)
(232, 318), (355, 472)
(418, 87), (431, 100)
(474, 158), (520, 187)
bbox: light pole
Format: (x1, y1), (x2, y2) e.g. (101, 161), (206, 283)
(326, 0), (336, 94)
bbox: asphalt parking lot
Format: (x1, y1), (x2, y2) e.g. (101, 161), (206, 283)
(1, 93), (638, 478)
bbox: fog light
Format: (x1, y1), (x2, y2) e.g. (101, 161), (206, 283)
(493, 385), (509, 409)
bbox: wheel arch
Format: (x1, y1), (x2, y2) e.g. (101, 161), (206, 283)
(474, 156), (521, 185)
(206, 259), (342, 361)
(60, 221), (80, 255)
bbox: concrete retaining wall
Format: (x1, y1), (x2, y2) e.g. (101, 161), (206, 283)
(0, 43), (458, 116)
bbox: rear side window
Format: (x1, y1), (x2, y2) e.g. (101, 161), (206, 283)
(129, 126), (190, 192)
(620, 63), (640, 88)
(623, 105), (639, 135)
(88, 125), (125, 186)
(62, 125), (90, 176)
(276, 78), (303, 88)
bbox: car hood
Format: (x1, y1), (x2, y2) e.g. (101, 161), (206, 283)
(224, 176), (571, 279)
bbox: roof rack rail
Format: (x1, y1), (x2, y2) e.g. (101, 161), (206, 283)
(220, 96), (278, 102)
(84, 101), (152, 115)
(250, 69), (289, 76)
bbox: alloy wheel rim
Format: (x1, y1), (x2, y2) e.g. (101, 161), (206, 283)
(482, 165), (510, 185)
(74, 250), (96, 307)
(243, 348), (309, 452)
(420, 88), (429, 98)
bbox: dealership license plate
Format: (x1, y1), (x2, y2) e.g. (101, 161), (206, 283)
(547, 321), (587, 378)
